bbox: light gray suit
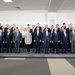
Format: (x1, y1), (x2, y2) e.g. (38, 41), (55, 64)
(70, 31), (75, 52)
(24, 32), (32, 52)
(13, 31), (22, 53)
(24, 32), (32, 45)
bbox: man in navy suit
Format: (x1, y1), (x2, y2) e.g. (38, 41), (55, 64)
(34, 27), (41, 53)
(52, 28), (60, 53)
(0, 29), (3, 53)
(61, 29), (68, 53)
(43, 28), (51, 54)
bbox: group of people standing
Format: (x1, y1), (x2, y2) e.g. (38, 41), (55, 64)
(0, 22), (75, 54)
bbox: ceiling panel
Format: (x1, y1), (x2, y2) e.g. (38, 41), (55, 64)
(59, 0), (75, 10)
(0, 0), (49, 10)
(48, 0), (64, 12)
(0, 0), (75, 11)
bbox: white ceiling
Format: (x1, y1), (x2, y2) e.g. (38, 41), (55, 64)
(59, 0), (75, 10)
(0, 0), (75, 12)
(0, 0), (50, 10)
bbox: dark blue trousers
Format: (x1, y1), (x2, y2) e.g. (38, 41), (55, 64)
(44, 41), (49, 53)
(53, 42), (59, 53)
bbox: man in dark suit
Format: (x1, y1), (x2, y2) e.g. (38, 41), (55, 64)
(13, 27), (22, 53)
(34, 27), (41, 53)
(52, 28), (60, 53)
(44, 25), (50, 32)
(50, 25), (54, 37)
(41, 26), (45, 41)
(35, 23), (41, 31)
(70, 27), (75, 53)
(6, 29), (12, 53)
(0, 29), (4, 53)
(43, 28), (51, 54)
(0, 23), (2, 30)
(50, 25), (54, 50)
(41, 26), (45, 53)
(61, 29), (68, 53)
(27, 24), (30, 29)
(56, 24), (60, 33)
(30, 25), (35, 49)
(63, 22), (67, 29)
(66, 24), (72, 52)
(10, 24), (16, 51)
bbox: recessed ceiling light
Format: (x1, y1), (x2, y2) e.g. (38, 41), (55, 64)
(3, 0), (13, 3)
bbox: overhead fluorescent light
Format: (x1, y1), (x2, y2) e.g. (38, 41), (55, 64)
(3, 0), (13, 2)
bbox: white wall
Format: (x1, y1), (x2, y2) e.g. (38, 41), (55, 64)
(0, 10), (75, 28)
(56, 10), (75, 27)
(0, 10), (47, 27)
(48, 13), (56, 27)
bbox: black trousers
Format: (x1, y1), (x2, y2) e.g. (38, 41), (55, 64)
(22, 38), (25, 51)
(35, 41), (40, 53)
(67, 41), (71, 52)
(7, 41), (12, 53)
(0, 43), (3, 53)
(26, 45), (30, 52)
(31, 42), (35, 48)
(62, 42), (67, 53)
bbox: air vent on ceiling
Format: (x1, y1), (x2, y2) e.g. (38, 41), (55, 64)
(14, 7), (21, 9)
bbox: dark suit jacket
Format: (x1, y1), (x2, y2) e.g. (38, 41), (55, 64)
(50, 29), (54, 35)
(66, 28), (72, 42)
(64, 26), (67, 29)
(6, 33), (12, 42)
(44, 28), (50, 32)
(10, 27), (16, 41)
(4, 27), (8, 41)
(13, 31), (22, 42)
(61, 33), (68, 43)
(43, 32), (51, 42)
(0, 26), (2, 30)
(30, 29), (35, 42)
(35, 26), (41, 31)
(52, 32), (60, 42)
(34, 31), (41, 42)
(41, 29), (45, 41)
(0, 33), (4, 44)
(57, 28), (60, 33)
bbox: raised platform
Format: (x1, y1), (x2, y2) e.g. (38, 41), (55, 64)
(0, 53), (75, 58)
